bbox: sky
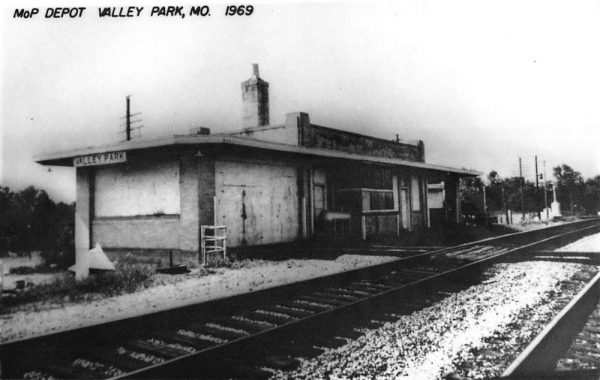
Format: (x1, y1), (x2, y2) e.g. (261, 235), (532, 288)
(2, 0), (600, 203)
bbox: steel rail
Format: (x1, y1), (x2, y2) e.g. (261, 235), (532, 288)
(108, 220), (600, 378)
(2, 218), (599, 379)
(502, 264), (600, 379)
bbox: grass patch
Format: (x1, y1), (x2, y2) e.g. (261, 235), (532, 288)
(1, 251), (216, 313)
(8, 266), (37, 275)
(2, 261), (155, 311)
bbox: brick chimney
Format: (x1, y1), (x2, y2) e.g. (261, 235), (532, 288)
(241, 64), (269, 128)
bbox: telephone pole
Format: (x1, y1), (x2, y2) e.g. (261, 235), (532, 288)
(519, 157), (525, 219)
(543, 160), (549, 219)
(535, 155), (540, 219)
(126, 95), (131, 141)
(501, 179), (509, 224)
(121, 95), (143, 141)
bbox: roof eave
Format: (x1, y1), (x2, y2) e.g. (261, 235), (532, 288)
(35, 134), (481, 177)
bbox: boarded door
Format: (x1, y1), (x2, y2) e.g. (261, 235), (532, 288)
(215, 161), (299, 247)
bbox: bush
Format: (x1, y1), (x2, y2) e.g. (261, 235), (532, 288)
(75, 262), (154, 295)
(1, 262), (155, 310)
(8, 266), (36, 275)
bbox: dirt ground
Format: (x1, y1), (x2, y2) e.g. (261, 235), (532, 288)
(1, 253), (400, 343)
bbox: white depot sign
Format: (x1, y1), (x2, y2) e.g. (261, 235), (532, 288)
(73, 151), (127, 167)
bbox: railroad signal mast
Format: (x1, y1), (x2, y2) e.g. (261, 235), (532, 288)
(121, 95), (143, 141)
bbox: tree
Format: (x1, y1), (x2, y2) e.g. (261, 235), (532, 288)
(583, 175), (600, 214)
(485, 171), (506, 212)
(0, 186), (74, 267)
(553, 164), (584, 214)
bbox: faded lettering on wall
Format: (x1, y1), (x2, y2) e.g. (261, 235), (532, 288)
(73, 151), (127, 167)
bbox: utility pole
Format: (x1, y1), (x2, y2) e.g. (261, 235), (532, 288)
(501, 180), (509, 224)
(535, 155), (540, 219)
(543, 160), (549, 219)
(121, 95), (143, 141)
(519, 157), (525, 219)
(126, 95), (131, 141)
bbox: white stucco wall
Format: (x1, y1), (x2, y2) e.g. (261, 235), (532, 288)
(95, 160), (180, 217)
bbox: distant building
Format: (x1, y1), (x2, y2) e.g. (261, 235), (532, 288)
(36, 65), (479, 270)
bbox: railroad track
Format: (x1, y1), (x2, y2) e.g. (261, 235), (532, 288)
(2, 219), (600, 379)
(500, 239), (600, 380)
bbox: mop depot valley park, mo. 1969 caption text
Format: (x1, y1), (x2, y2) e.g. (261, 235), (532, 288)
(13, 5), (255, 19)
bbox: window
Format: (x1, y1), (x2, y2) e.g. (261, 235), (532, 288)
(314, 184), (325, 218)
(369, 191), (394, 211)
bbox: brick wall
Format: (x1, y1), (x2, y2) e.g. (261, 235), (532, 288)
(198, 154), (216, 227)
(179, 151), (200, 251)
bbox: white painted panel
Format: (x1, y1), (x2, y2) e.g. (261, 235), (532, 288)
(428, 189), (445, 209)
(215, 161), (299, 247)
(411, 176), (421, 211)
(95, 160), (180, 217)
(400, 189), (410, 230)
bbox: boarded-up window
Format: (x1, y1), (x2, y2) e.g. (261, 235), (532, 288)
(411, 177), (421, 211)
(95, 161), (180, 217)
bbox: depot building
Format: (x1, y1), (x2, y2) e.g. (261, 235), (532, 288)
(36, 65), (479, 266)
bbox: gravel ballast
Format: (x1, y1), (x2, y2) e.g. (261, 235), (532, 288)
(271, 261), (596, 380)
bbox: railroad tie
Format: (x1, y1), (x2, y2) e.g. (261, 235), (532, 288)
(571, 343), (600, 355)
(287, 299), (331, 312)
(211, 316), (269, 333)
(334, 286), (374, 297)
(244, 310), (292, 325)
(85, 348), (148, 372)
(39, 361), (100, 380)
(125, 339), (189, 359)
(268, 304), (315, 317)
(186, 323), (250, 340)
(313, 290), (360, 302)
(299, 295), (347, 307)
(356, 280), (391, 290)
(567, 351), (600, 366)
(153, 331), (215, 351)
